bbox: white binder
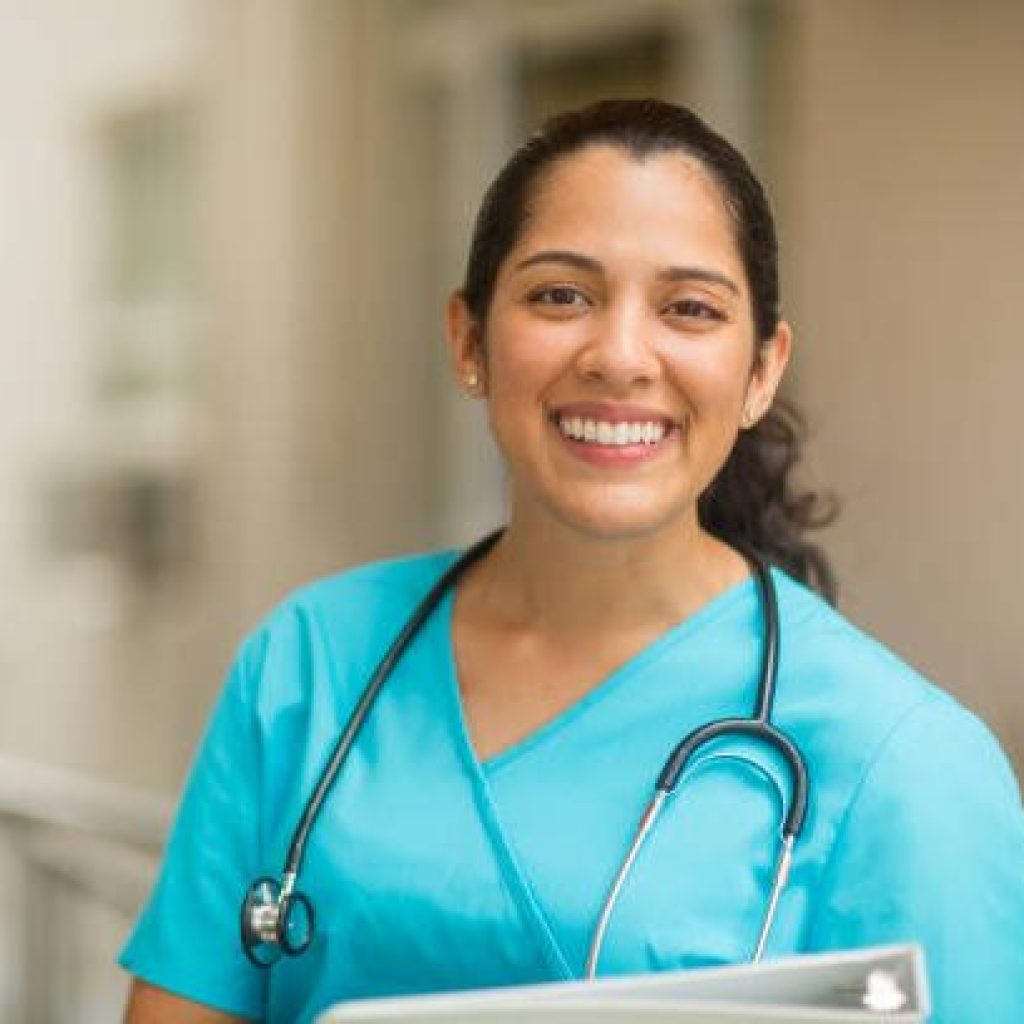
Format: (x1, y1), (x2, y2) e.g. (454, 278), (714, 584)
(318, 944), (930, 1022)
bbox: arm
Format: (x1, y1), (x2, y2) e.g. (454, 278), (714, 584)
(124, 980), (254, 1024)
(807, 697), (1024, 1023)
(119, 646), (268, 1019)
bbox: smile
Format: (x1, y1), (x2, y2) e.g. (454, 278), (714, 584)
(556, 415), (669, 447)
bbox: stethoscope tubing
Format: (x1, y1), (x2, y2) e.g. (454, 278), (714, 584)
(240, 530), (809, 974)
(281, 530), (503, 881)
(241, 531), (502, 965)
(583, 551), (807, 977)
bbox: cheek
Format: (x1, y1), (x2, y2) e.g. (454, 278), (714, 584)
(485, 319), (571, 402)
(479, 336), (550, 452)
(672, 343), (753, 416)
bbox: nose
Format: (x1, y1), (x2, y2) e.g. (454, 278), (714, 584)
(575, 296), (660, 389)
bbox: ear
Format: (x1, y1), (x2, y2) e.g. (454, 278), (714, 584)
(445, 291), (486, 397)
(742, 320), (792, 428)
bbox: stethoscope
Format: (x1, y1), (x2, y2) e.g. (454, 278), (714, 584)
(240, 529), (809, 977)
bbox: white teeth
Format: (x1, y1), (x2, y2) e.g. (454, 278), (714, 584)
(557, 415), (668, 446)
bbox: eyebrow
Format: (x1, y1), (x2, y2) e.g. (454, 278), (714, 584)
(514, 250), (602, 274)
(513, 249), (740, 296)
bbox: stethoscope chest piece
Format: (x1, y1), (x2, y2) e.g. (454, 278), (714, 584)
(241, 874), (315, 966)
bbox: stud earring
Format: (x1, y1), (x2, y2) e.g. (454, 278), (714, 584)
(464, 370), (481, 395)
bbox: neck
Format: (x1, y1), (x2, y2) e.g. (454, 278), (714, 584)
(468, 508), (749, 642)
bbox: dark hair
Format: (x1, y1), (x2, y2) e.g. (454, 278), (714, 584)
(460, 98), (838, 602)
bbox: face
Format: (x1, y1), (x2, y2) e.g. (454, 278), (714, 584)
(447, 144), (790, 541)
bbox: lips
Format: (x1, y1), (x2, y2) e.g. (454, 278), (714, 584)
(550, 402), (679, 427)
(547, 402), (679, 465)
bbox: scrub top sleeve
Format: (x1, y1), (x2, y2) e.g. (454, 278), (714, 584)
(118, 642), (267, 1020)
(806, 696), (1024, 1023)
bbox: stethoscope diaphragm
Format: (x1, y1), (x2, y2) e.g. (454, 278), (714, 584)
(241, 875), (315, 966)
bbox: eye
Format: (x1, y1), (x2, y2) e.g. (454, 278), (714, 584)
(665, 298), (727, 322)
(527, 285), (590, 311)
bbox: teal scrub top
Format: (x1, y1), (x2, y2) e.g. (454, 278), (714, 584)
(119, 550), (1024, 1022)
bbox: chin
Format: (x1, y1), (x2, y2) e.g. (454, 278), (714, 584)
(546, 496), (691, 543)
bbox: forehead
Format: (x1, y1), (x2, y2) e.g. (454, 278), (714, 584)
(512, 143), (740, 271)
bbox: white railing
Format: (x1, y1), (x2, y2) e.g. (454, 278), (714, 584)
(0, 753), (173, 1024)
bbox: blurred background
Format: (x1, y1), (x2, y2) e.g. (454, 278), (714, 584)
(1, 0), (1021, 1019)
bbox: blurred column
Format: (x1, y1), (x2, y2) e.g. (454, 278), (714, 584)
(196, 0), (450, 722)
(198, 0), (306, 654)
(410, 9), (515, 545)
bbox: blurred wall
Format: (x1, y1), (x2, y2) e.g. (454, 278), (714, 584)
(781, 0), (1024, 769)
(1, 0), (1021, 801)
(0, 0), (202, 790)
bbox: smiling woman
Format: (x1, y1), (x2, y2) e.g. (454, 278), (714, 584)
(121, 100), (1024, 1024)
(453, 103), (835, 599)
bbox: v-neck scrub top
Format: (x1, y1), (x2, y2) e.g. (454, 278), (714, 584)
(120, 551), (1024, 1023)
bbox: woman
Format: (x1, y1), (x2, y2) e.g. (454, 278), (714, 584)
(122, 99), (1024, 1023)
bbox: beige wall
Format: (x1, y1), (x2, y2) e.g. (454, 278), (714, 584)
(781, 0), (1024, 769)
(2, 0), (1020, 797)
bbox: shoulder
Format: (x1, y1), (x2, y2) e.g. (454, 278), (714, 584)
(774, 569), (938, 727)
(276, 547), (457, 628)
(250, 547), (457, 649)
(769, 571), (1020, 811)
(231, 548), (460, 712)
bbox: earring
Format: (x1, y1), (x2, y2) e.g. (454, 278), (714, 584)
(463, 369), (481, 395)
